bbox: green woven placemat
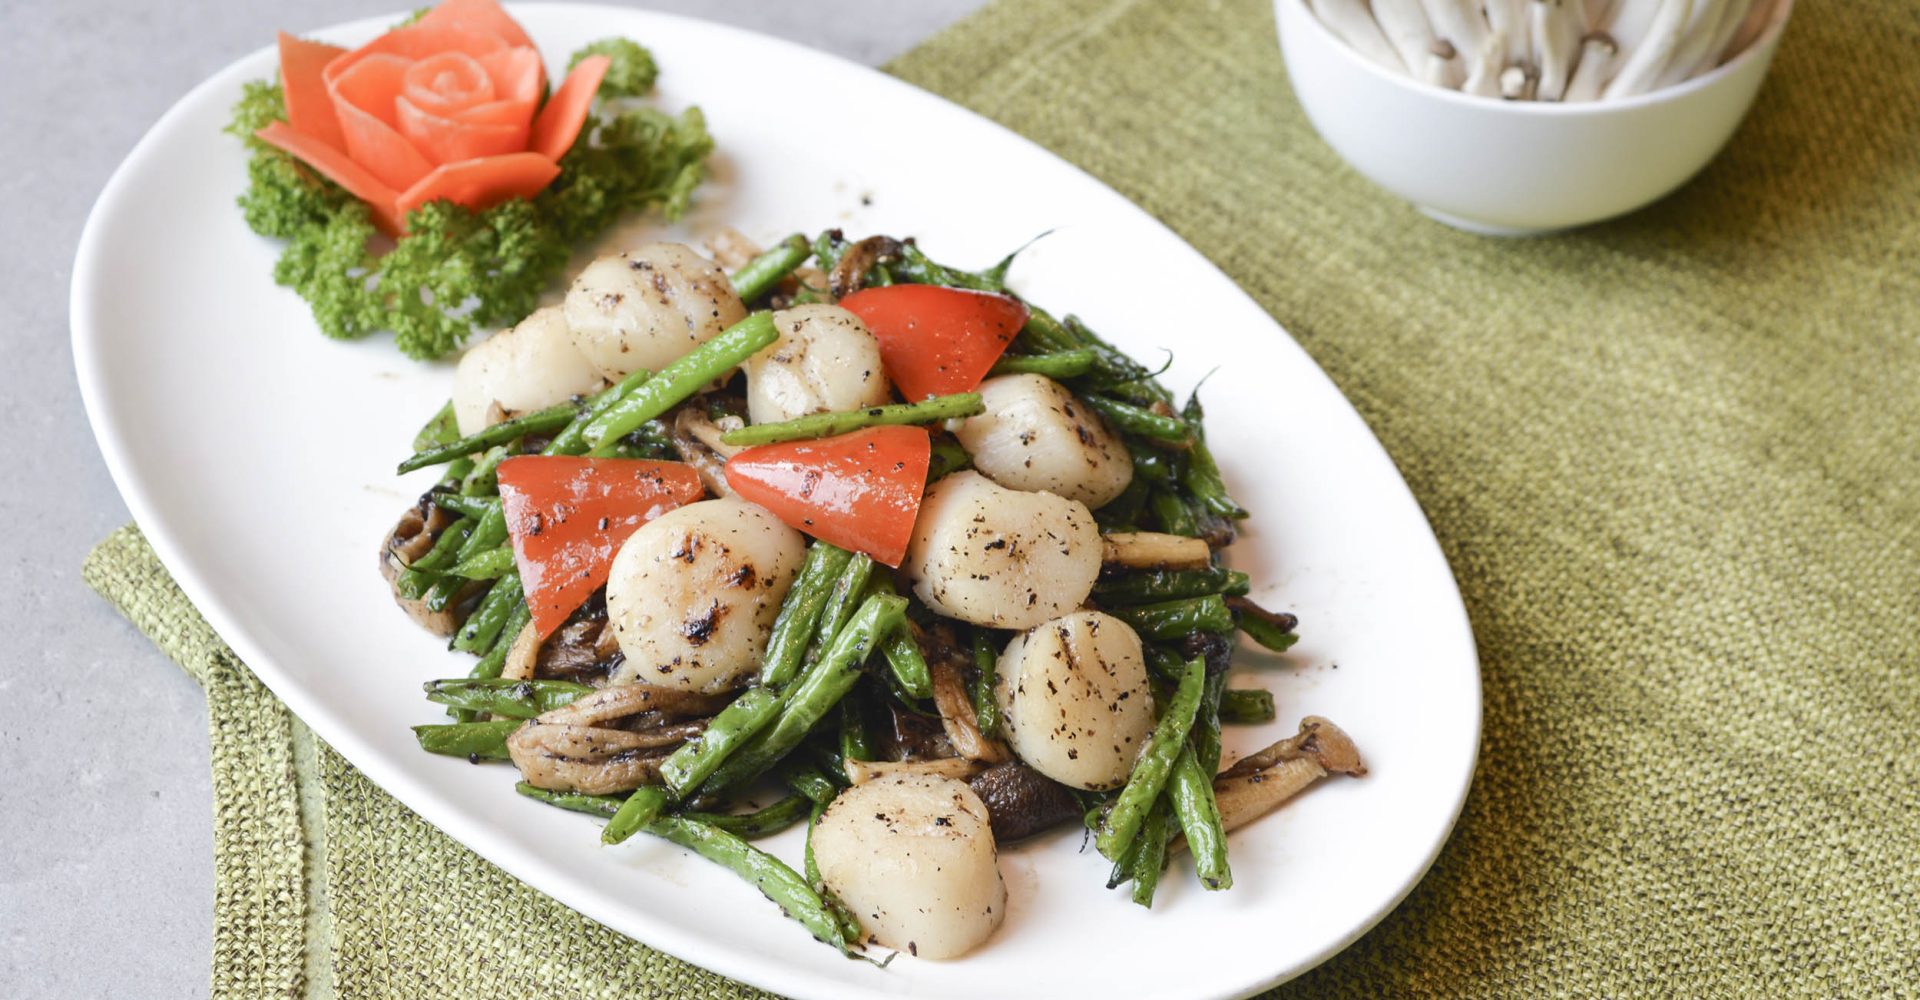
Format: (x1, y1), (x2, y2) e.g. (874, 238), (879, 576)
(86, 0), (1920, 995)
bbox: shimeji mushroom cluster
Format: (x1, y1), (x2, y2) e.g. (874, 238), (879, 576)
(1311, 0), (1777, 101)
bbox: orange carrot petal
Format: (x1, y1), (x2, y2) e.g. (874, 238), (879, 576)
(327, 53), (436, 190)
(254, 120), (403, 235)
(415, 0), (536, 52)
(477, 46), (546, 107)
(275, 32), (348, 151)
(400, 51), (496, 117)
(395, 152), (560, 219)
(396, 96), (529, 163)
(529, 55), (609, 162)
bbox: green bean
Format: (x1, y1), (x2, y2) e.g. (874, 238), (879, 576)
(424, 677), (592, 719)
(429, 493), (499, 520)
(469, 604), (528, 681)
(1169, 747), (1231, 889)
(1144, 645), (1187, 685)
(1195, 671), (1226, 777)
(1179, 393), (1247, 520)
(730, 234), (811, 303)
(807, 553), (875, 668)
(397, 403), (578, 474)
(762, 543), (855, 688)
(395, 517), (473, 599)
(927, 437), (971, 481)
(1015, 306), (1075, 355)
(880, 623), (933, 701)
(423, 573), (468, 614)
(1127, 442), (1179, 484)
(583, 312), (778, 455)
(645, 814), (849, 949)
(451, 572), (523, 654)
(412, 719), (520, 760)
(1063, 315), (1174, 406)
(890, 241), (1006, 292)
(1085, 395), (1190, 442)
(658, 686), (785, 797)
(784, 763), (842, 806)
(446, 543), (516, 581)
(1236, 610), (1300, 652)
(1129, 799), (1172, 907)
(1110, 595), (1234, 641)
(684, 793), (813, 840)
(543, 366), (655, 457)
(701, 595), (907, 797)
(515, 781), (624, 818)
(603, 785), (672, 845)
(1094, 568), (1251, 604)
(720, 393), (984, 447)
(1219, 688), (1276, 725)
(414, 400), (459, 450)
(1094, 474), (1150, 531)
(987, 348), (1097, 379)
(1148, 488), (1202, 538)
(460, 443), (511, 497)
(970, 631), (1002, 739)
(1096, 656), (1205, 861)
(437, 456), (476, 491)
(839, 696), (875, 763)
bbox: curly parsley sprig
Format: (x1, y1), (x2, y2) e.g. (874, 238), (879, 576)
(225, 39), (711, 360)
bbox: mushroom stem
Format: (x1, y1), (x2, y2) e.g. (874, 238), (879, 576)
(1665, 0), (1752, 84)
(1499, 63), (1540, 100)
(1101, 531), (1213, 571)
(1484, 0), (1533, 66)
(1168, 716), (1364, 854)
(1653, 0), (1733, 88)
(1417, 0), (1490, 58)
(1530, 0), (1586, 100)
(1602, 0), (1693, 98)
(1308, 0), (1408, 72)
(1421, 38), (1466, 88)
(930, 654), (1012, 764)
(1461, 30), (1508, 96)
(1604, 0), (1665, 55)
(1723, 0), (1774, 64)
(847, 757), (986, 785)
(1371, 0), (1442, 75)
(1562, 31), (1620, 101)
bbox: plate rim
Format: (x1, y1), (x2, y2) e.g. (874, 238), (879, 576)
(69, 5), (1482, 997)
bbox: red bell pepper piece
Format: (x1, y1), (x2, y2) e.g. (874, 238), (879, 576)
(723, 426), (931, 567)
(837, 285), (1029, 402)
(496, 456), (705, 638)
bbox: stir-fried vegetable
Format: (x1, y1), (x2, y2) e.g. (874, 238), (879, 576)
(383, 231), (1362, 959)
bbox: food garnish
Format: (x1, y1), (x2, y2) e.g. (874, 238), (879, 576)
(227, 0), (711, 359)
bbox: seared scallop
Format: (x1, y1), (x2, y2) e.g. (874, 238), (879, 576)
(811, 774), (1005, 959)
(953, 374), (1132, 507)
(564, 243), (747, 380)
(605, 498), (806, 692)
(450, 306), (605, 436)
(903, 471), (1101, 630)
(995, 611), (1155, 791)
(742, 304), (891, 425)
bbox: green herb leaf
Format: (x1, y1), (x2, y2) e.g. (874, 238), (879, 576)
(569, 37), (659, 98)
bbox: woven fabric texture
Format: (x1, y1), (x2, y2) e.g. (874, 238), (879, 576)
(86, 0), (1918, 995)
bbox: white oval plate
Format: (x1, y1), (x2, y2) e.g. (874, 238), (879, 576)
(72, 5), (1478, 998)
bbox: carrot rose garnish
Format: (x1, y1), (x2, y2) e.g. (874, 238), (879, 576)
(256, 0), (607, 235)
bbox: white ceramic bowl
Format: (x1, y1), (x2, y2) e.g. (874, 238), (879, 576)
(1274, 0), (1793, 234)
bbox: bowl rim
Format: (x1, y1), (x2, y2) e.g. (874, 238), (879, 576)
(1278, 0), (1795, 115)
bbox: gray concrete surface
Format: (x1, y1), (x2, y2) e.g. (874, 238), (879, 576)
(0, 2), (983, 996)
